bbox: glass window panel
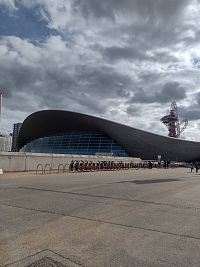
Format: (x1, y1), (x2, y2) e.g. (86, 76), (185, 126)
(20, 131), (128, 157)
(69, 142), (79, 145)
(78, 146), (88, 149)
(88, 143), (100, 146)
(89, 139), (100, 141)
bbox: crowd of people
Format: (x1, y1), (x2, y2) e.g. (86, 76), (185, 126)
(69, 160), (173, 172)
(69, 160), (136, 172)
(190, 161), (200, 173)
(162, 160), (171, 169)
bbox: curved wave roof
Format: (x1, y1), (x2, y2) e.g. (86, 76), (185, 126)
(18, 110), (200, 162)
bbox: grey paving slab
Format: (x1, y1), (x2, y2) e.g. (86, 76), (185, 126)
(1, 168), (200, 266)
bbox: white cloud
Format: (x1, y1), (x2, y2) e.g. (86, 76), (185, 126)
(1, 0), (200, 141)
(0, 0), (17, 10)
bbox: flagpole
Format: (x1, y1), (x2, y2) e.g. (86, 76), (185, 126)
(0, 92), (2, 135)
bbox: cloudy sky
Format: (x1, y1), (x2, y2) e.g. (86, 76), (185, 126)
(0, 0), (200, 140)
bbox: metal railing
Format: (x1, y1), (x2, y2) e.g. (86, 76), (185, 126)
(36, 164), (44, 174)
(36, 163), (69, 174)
(58, 164), (64, 173)
(44, 164), (51, 174)
(64, 163), (69, 173)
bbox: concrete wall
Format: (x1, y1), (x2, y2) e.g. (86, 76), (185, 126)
(0, 152), (141, 172)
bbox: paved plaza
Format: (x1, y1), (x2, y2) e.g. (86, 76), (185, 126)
(1, 168), (200, 266)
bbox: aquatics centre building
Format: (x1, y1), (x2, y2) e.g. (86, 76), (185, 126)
(18, 110), (200, 162)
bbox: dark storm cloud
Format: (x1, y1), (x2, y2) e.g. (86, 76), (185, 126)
(101, 45), (147, 62)
(69, 92), (108, 114)
(0, 58), (40, 100)
(126, 105), (141, 116)
(33, 63), (133, 114)
(128, 82), (187, 104)
(97, 44), (179, 63)
(158, 82), (187, 102)
(85, 0), (190, 70)
(73, 0), (115, 21)
(178, 91), (200, 121)
(195, 92), (200, 105)
(0, 64), (40, 96)
(76, 65), (133, 98)
(74, 0), (189, 23)
(73, 0), (191, 50)
(179, 107), (200, 121)
(0, 38), (133, 115)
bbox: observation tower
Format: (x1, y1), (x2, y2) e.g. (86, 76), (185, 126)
(160, 101), (188, 138)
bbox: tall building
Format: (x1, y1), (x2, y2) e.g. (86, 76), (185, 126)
(11, 123), (22, 152)
(0, 134), (12, 152)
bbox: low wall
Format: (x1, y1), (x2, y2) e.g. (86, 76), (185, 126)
(0, 152), (141, 172)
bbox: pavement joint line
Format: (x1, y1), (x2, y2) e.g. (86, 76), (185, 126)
(2, 249), (86, 267)
(18, 186), (200, 211)
(1, 202), (200, 242)
(0, 202), (65, 216)
(48, 249), (87, 267)
(2, 249), (48, 267)
(6, 188), (149, 209)
(16, 187), (134, 207)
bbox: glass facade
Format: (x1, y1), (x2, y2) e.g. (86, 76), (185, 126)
(20, 131), (129, 157)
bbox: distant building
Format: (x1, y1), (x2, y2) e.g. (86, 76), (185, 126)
(0, 134), (12, 152)
(11, 123), (22, 152)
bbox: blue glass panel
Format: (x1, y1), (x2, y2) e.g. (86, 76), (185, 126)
(20, 131), (128, 157)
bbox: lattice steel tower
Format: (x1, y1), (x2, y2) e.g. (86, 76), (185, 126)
(160, 101), (188, 138)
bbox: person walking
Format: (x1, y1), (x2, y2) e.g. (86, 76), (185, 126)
(190, 162), (194, 173)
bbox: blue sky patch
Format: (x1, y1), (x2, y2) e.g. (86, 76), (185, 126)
(0, 4), (57, 40)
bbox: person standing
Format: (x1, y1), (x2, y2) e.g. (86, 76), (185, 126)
(69, 160), (74, 172)
(163, 160), (167, 169)
(167, 159), (170, 169)
(148, 161), (153, 169)
(194, 161), (199, 173)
